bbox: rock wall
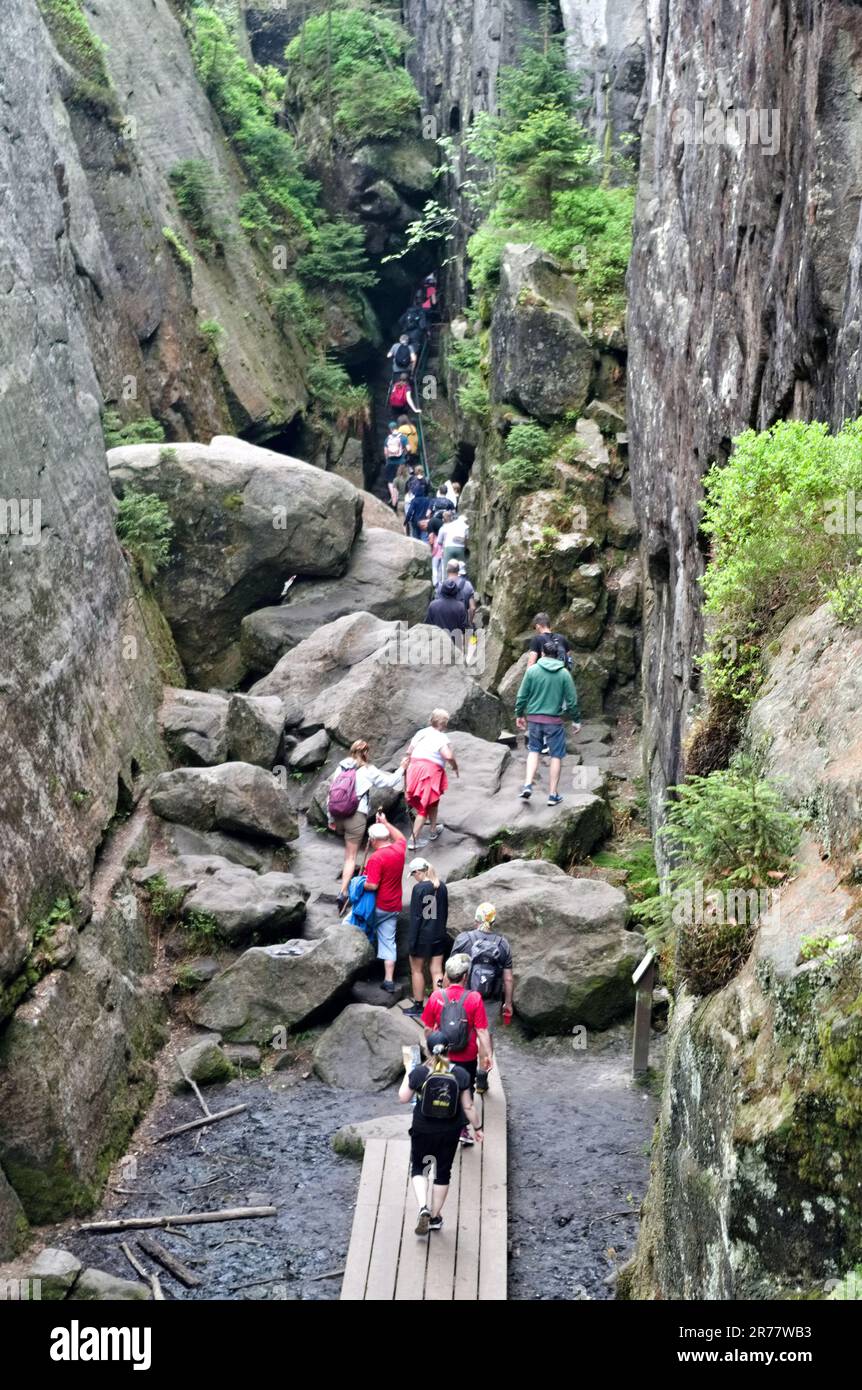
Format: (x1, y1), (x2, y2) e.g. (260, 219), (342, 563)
(627, 0), (862, 829)
(559, 0), (646, 152)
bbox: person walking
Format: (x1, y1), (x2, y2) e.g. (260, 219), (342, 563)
(421, 953), (492, 1146)
(443, 479), (461, 508)
(404, 858), (448, 1019)
(404, 709), (459, 850)
(425, 578), (468, 638)
(389, 373), (422, 414)
(383, 420), (408, 509)
(405, 486), (435, 541)
(398, 414), (419, 463)
(438, 510), (467, 568)
(387, 333), (417, 376)
(327, 740), (407, 913)
(436, 558), (476, 622)
(451, 901), (515, 1027)
(514, 637), (581, 806)
(399, 1032), (483, 1235)
(526, 612), (572, 669)
(363, 811), (407, 993)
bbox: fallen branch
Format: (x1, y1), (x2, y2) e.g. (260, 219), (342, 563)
(154, 1104), (247, 1143)
(307, 1267), (345, 1282)
(177, 1058), (212, 1119)
(137, 1234), (202, 1289)
(586, 1210), (638, 1232)
(120, 1241), (165, 1301)
(79, 1205), (276, 1234)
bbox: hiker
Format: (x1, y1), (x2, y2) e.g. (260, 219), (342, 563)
(388, 333), (416, 376)
(420, 953), (492, 1145)
(383, 420), (408, 509)
(514, 637), (581, 806)
(437, 510), (468, 568)
(421, 273), (438, 315)
(406, 463), (427, 498)
(399, 1031), (483, 1235)
(404, 708), (459, 850)
(436, 558), (475, 622)
(327, 740), (408, 913)
(364, 811), (408, 993)
(389, 373), (422, 414)
(429, 485), (456, 519)
(398, 414), (419, 463)
(425, 578), (468, 638)
(443, 478), (461, 508)
(405, 486), (435, 541)
(526, 612), (573, 669)
(404, 857), (448, 1019)
(399, 299), (428, 345)
(427, 510), (447, 587)
(451, 901), (515, 1027)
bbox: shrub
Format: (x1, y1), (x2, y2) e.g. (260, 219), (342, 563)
(115, 491), (173, 584)
(141, 873), (186, 928)
(271, 281), (316, 342)
(168, 159), (228, 254)
(102, 411), (165, 449)
(295, 220), (376, 291)
(284, 8), (420, 145)
(37, 0), (111, 87)
(199, 318), (225, 349)
(163, 226), (194, 271)
(494, 454), (553, 493)
(306, 357), (370, 435)
(506, 422), (550, 464)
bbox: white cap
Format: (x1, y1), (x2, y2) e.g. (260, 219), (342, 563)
(367, 824), (389, 841)
(408, 857), (430, 872)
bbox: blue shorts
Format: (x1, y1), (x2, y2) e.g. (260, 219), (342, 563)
(527, 721), (566, 759)
(374, 909), (398, 962)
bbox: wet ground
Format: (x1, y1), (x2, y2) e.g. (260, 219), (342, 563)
(62, 1020), (662, 1301)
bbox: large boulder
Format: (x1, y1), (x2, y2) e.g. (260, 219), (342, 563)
(446, 859), (641, 1033)
(27, 1248), (81, 1301)
(312, 1004), (424, 1091)
(178, 857), (308, 945)
(73, 1269), (151, 1302)
(150, 763), (298, 843)
(173, 1037), (235, 1089)
(241, 529), (433, 672)
(490, 244), (594, 422)
(332, 1112), (411, 1157)
(225, 694), (291, 768)
(108, 436), (363, 686)
(160, 688), (229, 766)
(188, 923), (374, 1042)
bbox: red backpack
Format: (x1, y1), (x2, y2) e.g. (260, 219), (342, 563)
(389, 380), (410, 409)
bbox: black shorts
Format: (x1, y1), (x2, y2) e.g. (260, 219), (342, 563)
(410, 1127), (461, 1186)
(384, 459), (403, 482)
(408, 932), (448, 959)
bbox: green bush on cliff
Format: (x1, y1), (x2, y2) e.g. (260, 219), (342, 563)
(115, 491), (174, 584)
(306, 357), (370, 437)
(169, 159), (228, 256)
(295, 220), (376, 291)
(700, 417), (862, 705)
(37, 0), (111, 88)
(102, 412), (165, 449)
(284, 7), (420, 145)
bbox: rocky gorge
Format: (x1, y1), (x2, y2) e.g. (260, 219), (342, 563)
(1, 0), (861, 1314)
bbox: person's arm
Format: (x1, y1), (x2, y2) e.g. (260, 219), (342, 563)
(514, 668), (532, 726)
(440, 741), (459, 778)
(476, 1027), (493, 1072)
(399, 1065), (422, 1104)
(461, 1088), (484, 1139)
(376, 810), (405, 845)
(563, 671), (581, 725)
(526, 649), (539, 667)
(501, 969), (514, 1012)
(436, 883), (448, 936)
(407, 388), (422, 414)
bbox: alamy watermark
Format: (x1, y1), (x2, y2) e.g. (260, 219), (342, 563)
(671, 881), (780, 928)
(0, 497), (41, 545)
(382, 620), (486, 674)
(671, 77), (779, 155)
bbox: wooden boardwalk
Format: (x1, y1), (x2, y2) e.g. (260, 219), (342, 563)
(341, 1067), (507, 1301)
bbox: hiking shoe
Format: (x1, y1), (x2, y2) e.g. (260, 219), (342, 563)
(428, 826), (443, 841)
(519, 784), (533, 801)
(381, 980), (396, 994)
(547, 793), (563, 806)
(428, 1215), (443, 1232)
(404, 1002), (424, 1019)
(407, 837), (429, 851)
(459, 1128), (475, 1147)
(415, 1207), (431, 1236)
(336, 892), (348, 914)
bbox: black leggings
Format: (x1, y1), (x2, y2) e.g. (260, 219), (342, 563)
(410, 1127), (461, 1186)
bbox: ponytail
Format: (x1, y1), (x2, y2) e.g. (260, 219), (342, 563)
(430, 1051), (449, 1074)
(426, 861), (440, 889)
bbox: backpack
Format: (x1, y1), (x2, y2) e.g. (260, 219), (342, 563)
(405, 307), (424, 330)
(465, 931), (506, 999)
(419, 1064), (460, 1121)
(384, 432), (405, 459)
(393, 343), (413, 370)
(437, 987), (470, 1051)
(389, 381), (410, 409)
(549, 633), (574, 671)
(328, 765), (360, 819)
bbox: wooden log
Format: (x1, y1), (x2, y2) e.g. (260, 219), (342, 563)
(177, 1058), (212, 1119)
(154, 1103), (247, 1142)
(137, 1234), (202, 1288)
(79, 1205), (276, 1234)
(120, 1241), (165, 1301)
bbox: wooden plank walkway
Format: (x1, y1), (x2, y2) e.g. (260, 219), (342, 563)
(341, 1066), (507, 1301)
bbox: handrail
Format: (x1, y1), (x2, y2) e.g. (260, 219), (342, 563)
(414, 332), (431, 482)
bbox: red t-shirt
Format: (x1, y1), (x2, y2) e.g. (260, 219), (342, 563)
(364, 839), (406, 912)
(421, 985), (488, 1062)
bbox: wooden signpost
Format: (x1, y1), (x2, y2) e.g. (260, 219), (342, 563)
(632, 949), (656, 1076)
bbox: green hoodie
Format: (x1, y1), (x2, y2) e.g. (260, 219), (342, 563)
(514, 656), (580, 721)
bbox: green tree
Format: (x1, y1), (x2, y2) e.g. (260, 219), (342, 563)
(295, 220), (377, 290)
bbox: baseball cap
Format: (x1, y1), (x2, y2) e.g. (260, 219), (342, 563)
(408, 857), (430, 873)
(445, 953), (471, 980)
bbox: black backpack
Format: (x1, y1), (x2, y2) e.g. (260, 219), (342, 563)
(405, 308), (424, 330)
(393, 343), (413, 370)
(550, 633), (574, 671)
(437, 987), (470, 1051)
(419, 1064), (460, 1121)
(466, 931), (506, 999)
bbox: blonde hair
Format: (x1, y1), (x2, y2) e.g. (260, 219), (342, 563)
(429, 708), (450, 730)
(349, 739), (370, 763)
(415, 862), (440, 889)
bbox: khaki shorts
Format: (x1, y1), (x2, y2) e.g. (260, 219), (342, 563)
(333, 809), (367, 847)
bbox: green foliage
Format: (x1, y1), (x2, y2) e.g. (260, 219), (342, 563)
(700, 418), (862, 703)
(163, 225), (194, 271)
(168, 159), (227, 255)
(284, 7), (420, 145)
(115, 490), (174, 584)
(798, 933), (850, 964)
(199, 318), (225, 349)
(306, 356), (370, 436)
(188, 4), (319, 239)
(506, 422), (550, 463)
(493, 420), (554, 494)
(141, 873), (186, 928)
(448, 332), (491, 424)
(295, 220), (376, 291)
(185, 909), (220, 941)
(32, 897), (75, 946)
(37, 0), (111, 87)
(271, 280), (316, 342)
(102, 411), (166, 449)
(827, 1267), (862, 1300)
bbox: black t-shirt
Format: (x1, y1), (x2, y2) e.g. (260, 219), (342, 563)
(409, 1063), (470, 1133)
(529, 631), (570, 660)
(451, 928), (514, 973)
(409, 881), (449, 948)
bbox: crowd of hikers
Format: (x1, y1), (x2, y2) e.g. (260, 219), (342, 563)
(320, 272), (586, 1240)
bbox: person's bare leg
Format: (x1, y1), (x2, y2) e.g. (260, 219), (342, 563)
(388, 481), (398, 507)
(525, 750), (540, 786)
(549, 757), (562, 795)
(430, 1183), (449, 1218)
(340, 842), (357, 895)
(411, 812), (427, 842)
(427, 803), (439, 833)
(430, 954), (444, 990)
(384, 957), (395, 983)
(409, 956), (426, 1004)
